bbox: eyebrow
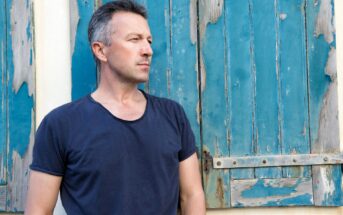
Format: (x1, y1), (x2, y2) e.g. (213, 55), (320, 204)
(126, 33), (152, 40)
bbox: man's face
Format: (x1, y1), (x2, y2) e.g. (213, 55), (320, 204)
(102, 12), (153, 83)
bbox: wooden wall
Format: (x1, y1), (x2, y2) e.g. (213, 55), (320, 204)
(0, 0), (342, 213)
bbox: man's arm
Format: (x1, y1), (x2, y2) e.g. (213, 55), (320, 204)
(179, 153), (206, 215)
(25, 170), (62, 215)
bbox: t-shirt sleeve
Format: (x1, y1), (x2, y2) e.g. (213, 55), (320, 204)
(177, 105), (197, 162)
(30, 115), (65, 176)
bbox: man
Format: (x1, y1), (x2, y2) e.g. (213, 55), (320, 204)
(25, 1), (205, 214)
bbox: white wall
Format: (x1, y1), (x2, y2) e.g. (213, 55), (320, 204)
(33, 0), (343, 214)
(34, 0), (70, 214)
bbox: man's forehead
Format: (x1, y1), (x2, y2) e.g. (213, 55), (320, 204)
(110, 11), (151, 35)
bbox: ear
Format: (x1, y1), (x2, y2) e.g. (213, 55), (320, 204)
(91, 42), (107, 63)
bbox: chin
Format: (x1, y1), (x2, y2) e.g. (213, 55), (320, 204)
(133, 77), (149, 84)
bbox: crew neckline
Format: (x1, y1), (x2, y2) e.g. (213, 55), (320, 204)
(87, 89), (149, 123)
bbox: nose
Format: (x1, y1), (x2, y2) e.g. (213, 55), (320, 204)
(141, 40), (153, 57)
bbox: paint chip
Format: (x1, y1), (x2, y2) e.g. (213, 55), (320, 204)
(279, 13), (287, 20)
(315, 0), (334, 44)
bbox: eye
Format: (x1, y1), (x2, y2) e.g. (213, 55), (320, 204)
(129, 37), (140, 42)
(148, 39), (152, 44)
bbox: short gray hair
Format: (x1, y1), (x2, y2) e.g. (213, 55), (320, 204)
(88, 0), (147, 68)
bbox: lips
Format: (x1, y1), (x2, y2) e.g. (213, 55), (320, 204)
(137, 62), (150, 66)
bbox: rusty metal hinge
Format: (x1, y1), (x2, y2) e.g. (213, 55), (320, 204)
(213, 153), (343, 169)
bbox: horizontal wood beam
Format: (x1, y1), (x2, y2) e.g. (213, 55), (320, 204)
(213, 153), (343, 169)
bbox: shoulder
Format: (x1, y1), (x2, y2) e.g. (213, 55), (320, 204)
(147, 93), (185, 115)
(145, 92), (190, 128)
(41, 96), (90, 126)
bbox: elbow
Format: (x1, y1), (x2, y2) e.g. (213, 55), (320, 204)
(180, 190), (206, 215)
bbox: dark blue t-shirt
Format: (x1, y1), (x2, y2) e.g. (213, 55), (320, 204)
(30, 91), (197, 215)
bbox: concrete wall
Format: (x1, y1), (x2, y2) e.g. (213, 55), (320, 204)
(33, 0), (343, 214)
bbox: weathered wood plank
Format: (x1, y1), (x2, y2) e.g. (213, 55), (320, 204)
(0, 0), (8, 189)
(278, 0), (310, 178)
(231, 178), (313, 207)
(199, 0), (230, 208)
(251, 0), (281, 179)
(307, 0), (342, 206)
(214, 153), (343, 169)
(71, 0), (96, 100)
(142, 0), (170, 97)
(6, 0), (35, 211)
(0, 186), (7, 211)
(225, 0), (254, 180)
(169, 0), (200, 150)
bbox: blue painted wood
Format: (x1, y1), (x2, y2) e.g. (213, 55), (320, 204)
(226, 0), (254, 180)
(6, 0), (35, 211)
(278, 0), (310, 178)
(231, 178), (313, 207)
(169, 0), (200, 152)
(70, 0), (343, 208)
(143, 0), (170, 98)
(72, 0), (97, 100)
(0, 0), (8, 187)
(200, 2), (230, 208)
(306, 1), (333, 143)
(251, 0), (281, 179)
(306, 0), (342, 206)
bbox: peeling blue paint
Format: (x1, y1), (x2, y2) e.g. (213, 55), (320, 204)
(225, 0), (254, 180)
(262, 193), (313, 206)
(26, 21), (31, 41)
(251, 0), (281, 179)
(279, 0), (310, 178)
(0, 0), (7, 188)
(29, 48), (32, 65)
(201, 1), (230, 208)
(241, 179), (299, 198)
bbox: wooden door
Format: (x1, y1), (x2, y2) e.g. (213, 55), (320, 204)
(0, 0), (35, 212)
(69, 0), (342, 209)
(200, 0), (341, 207)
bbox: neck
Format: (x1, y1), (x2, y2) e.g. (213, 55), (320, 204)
(92, 68), (143, 104)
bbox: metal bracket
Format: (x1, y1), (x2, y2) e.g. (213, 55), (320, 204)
(213, 153), (343, 169)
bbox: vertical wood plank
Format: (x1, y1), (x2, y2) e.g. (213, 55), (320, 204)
(169, 0), (201, 151)
(143, 0), (170, 98)
(0, 186), (7, 210)
(278, 0), (311, 178)
(252, 0), (282, 179)
(199, 0), (230, 208)
(71, 0), (96, 100)
(6, 0), (35, 211)
(307, 0), (342, 206)
(0, 0), (8, 190)
(226, 0), (254, 180)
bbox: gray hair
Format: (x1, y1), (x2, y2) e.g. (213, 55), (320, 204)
(88, 0), (147, 68)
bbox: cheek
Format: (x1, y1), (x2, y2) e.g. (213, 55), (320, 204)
(110, 47), (137, 64)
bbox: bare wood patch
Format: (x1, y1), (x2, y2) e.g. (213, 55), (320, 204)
(10, 0), (35, 96)
(7, 110), (34, 211)
(70, 0), (80, 56)
(315, 0), (335, 43)
(231, 178), (313, 207)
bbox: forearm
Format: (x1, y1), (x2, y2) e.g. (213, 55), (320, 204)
(25, 171), (61, 215)
(180, 190), (206, 215)
(25, 206), (53, 215)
